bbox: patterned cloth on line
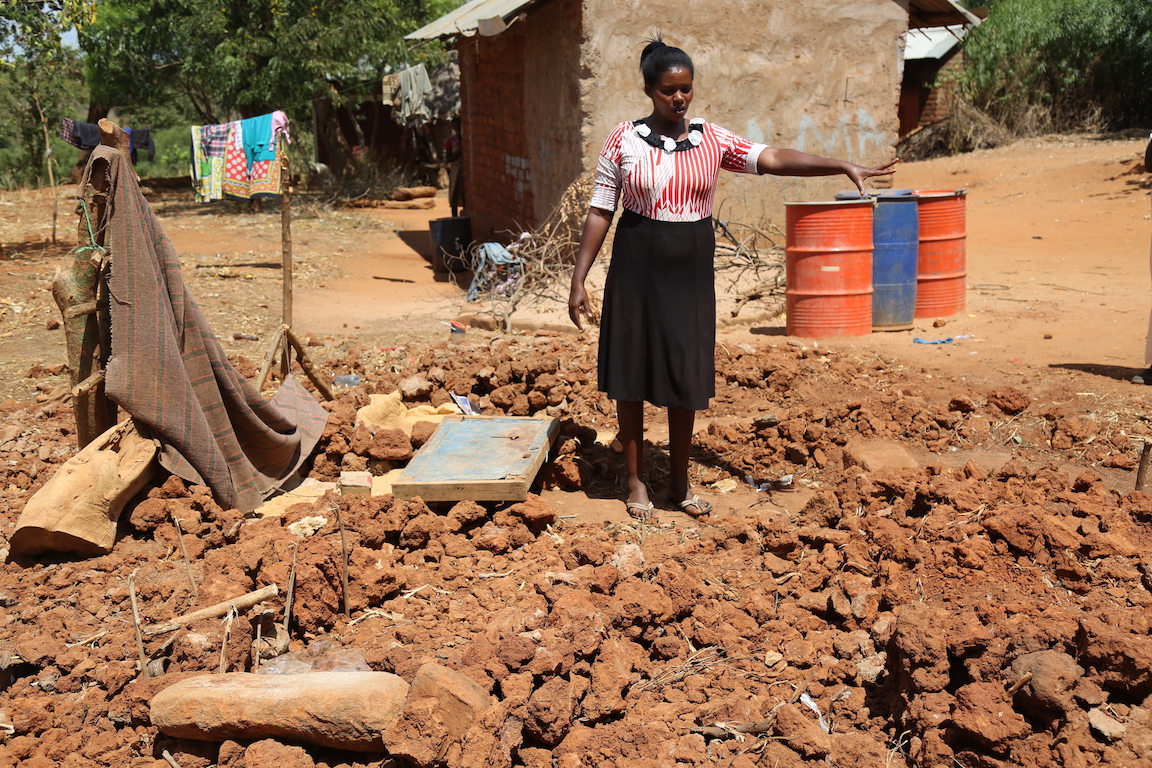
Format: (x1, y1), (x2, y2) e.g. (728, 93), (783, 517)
(82, 145), (329, 512)
(200, 123), (230, 157)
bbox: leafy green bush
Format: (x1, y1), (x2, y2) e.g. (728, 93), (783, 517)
(961, 0), (1152, 133)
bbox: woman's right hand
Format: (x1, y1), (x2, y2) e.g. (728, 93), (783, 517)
(569, 282), (589, 330)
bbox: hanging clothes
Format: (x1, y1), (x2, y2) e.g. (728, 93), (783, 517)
(62, 119), (101, 150)
(190, 126), (224, 203)
(382, 72), (402, 108)
(126, 128), (157, 164)
(190, 111), (288, 202)
(398, 64), (433, 124)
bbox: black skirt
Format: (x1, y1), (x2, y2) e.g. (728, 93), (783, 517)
(597, 209), (716, 411)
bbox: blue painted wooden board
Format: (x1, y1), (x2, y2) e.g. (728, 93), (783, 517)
(391, 416), (558, 502)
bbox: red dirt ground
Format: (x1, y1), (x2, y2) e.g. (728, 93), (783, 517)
(1, 132), (1152, 768)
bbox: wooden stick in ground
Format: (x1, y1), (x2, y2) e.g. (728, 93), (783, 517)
(127, 570), (151, 678)
(333, 505), (351, 619)
(283, 543), (298, 635)
(286, 327), (335, 401)
(1006, 671), (1033, 696)
(255, 324), (287, 391)
(253, 619), (263, 671)
(171, 515), (199, 605)
(144, 584), (279, 635)
(1137, 441), (1152, 492)
(218, 605), (236, 674)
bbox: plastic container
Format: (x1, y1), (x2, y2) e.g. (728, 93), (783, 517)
(428, 216), (472, 273)
(913, 189), (967, 318)
(836, 190), (919, 330)
(784, 199), (874, 338)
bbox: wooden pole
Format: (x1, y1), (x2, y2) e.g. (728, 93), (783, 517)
(1137, 441), (1152, 492)
(286, 327), (335, 401)
(255, 325), (287, 392)
(281, 153), (293, 329)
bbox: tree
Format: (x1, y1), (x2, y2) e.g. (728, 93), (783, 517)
(0, 1), (91, 187)
(80, 0), (460, 126)
(960, 0), (1152, 132)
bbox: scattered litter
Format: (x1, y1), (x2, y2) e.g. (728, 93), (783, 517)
(710, 478), (739, 493)
(913, 334), (974, 345)
(799, 692), (831, 733)
(287, 516), (328, 537)
(257, 639), (370, 675)
(232, 333), (259, 341)
(333, 374), (362, 387)
(745, 474), (794, 492)
(466, 242), (523, 302)
(450, 391), (477, 415)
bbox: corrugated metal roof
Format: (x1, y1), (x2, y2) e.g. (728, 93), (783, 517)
(907, 0), (982, 29)
(409, 0), (980, 41)
(406, 0), (536, 40)
(904, 24), (969, 60)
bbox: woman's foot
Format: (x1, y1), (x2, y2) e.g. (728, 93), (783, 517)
(625, 500), (658, 521)
(676, 493), (712, 517)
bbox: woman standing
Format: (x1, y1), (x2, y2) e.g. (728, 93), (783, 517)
(569, 37), (897, 521)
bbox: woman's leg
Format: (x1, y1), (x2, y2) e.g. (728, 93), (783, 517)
(617, 400), (649, 505)
(668, 406), (711, 515)
(667, 406), (696, 501)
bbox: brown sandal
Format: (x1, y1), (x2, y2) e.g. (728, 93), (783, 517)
(625, 500), (657, 521)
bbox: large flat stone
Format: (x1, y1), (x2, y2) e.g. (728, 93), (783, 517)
(150, 671), (409, 751)
(842, 439), (919, 472)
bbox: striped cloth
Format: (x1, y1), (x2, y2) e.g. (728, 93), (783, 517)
(82, 145), (329, 513)
(590, 118), (768, 222)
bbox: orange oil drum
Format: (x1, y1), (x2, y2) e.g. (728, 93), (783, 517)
(913, 189), (967, 318)
(784, 199), (874, 338)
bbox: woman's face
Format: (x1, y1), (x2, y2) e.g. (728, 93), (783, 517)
(645, 66), (693, 124)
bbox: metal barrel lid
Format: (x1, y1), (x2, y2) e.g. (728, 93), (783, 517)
(912, 188), (968, 198)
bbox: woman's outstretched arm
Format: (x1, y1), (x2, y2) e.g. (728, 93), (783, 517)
(756, 148), (899, 193)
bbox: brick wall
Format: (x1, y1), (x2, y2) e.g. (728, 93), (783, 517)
(458, 0), (583, 239)
(919, 49), (963, 126)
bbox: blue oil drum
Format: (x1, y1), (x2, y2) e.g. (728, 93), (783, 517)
(835, 190), (919, 330)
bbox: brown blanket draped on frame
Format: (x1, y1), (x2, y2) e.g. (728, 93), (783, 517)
(84, 145), (328, 513)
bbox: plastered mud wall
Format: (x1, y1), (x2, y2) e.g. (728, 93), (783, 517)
(580, 0), (906, 225)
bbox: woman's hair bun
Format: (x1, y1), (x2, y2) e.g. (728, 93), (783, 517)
(639, 34), (694, 86)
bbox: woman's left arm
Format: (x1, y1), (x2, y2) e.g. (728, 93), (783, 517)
(756, 148), (899, 193)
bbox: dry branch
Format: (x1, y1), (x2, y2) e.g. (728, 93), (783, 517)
(145, 584), (279, 635)
(464, 169), (788, 327)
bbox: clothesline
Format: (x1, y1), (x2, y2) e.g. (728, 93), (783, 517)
(190, 110), (290, 203)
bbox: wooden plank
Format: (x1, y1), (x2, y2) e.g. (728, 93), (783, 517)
(391, 416), (558, 502)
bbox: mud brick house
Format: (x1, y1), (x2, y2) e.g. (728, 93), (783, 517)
(898, 23), (980, 137)
(409, 0), (981, 239)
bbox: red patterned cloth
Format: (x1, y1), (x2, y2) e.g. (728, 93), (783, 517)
(590, 118), (767, 222)
(220, 120), (283, 200)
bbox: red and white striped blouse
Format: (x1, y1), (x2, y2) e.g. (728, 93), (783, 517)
(590, 118), (768, 222)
